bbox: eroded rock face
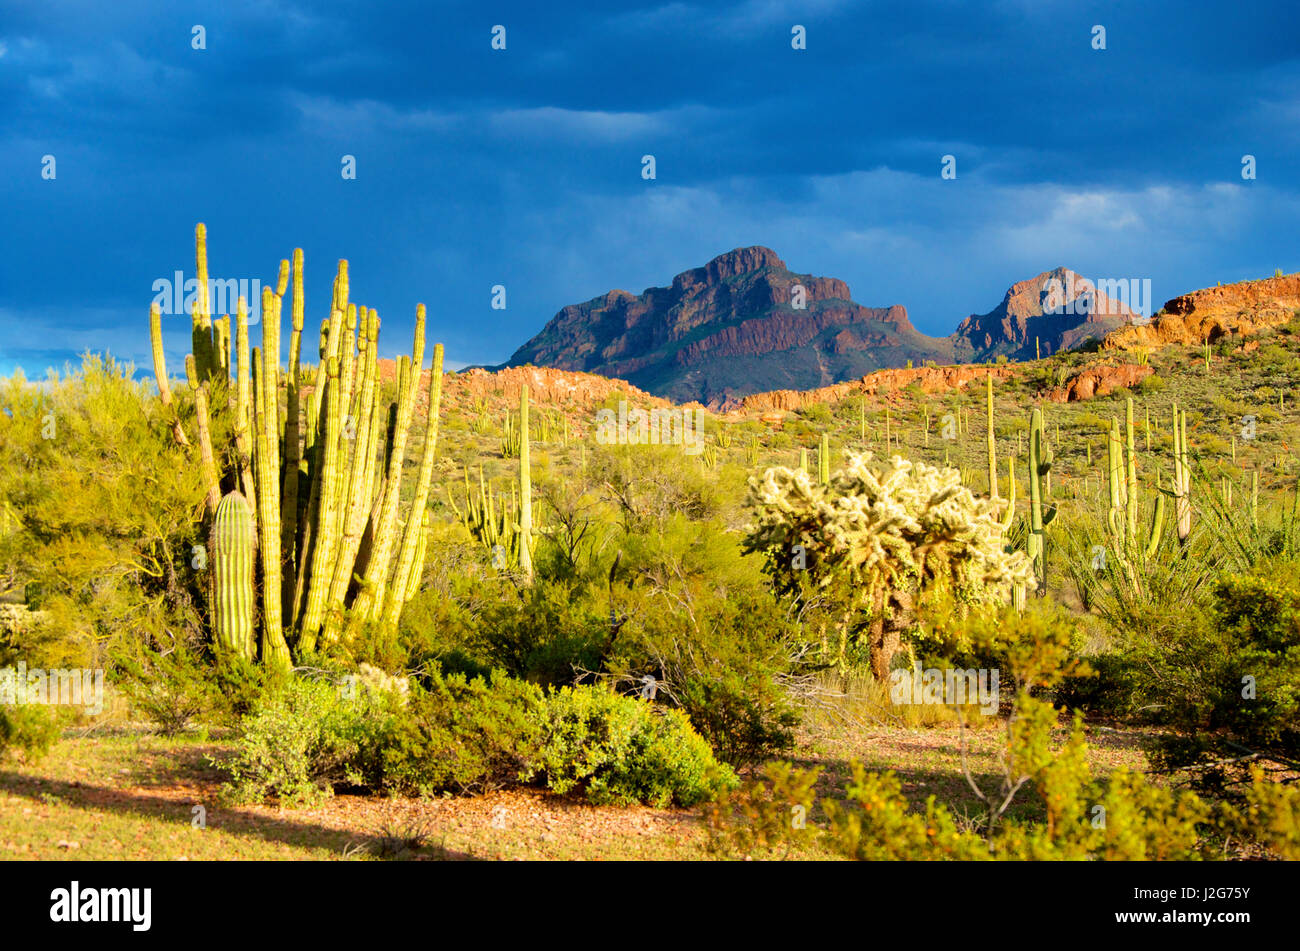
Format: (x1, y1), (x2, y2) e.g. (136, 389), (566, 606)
(737, 364), (1016, 414)
(505, 250), (1145, 406)
(505, 247), (954, 405)
(952, 267), (1140, 361)
(374, 360), (670, 422)
(1103, 274), (1300, 351)
(1046, 364), (1153, 403)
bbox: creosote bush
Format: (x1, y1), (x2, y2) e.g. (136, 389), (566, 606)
(220, 668), (736, 808)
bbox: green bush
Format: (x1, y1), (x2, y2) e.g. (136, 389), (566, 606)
(1145, 560), (1300, 789)
(219, 675), (406, 806)
(0, 703), (63, 762)
(220, 668), (736, 808)
(535, 683), (737, 807)
(380, 668), (546, 795)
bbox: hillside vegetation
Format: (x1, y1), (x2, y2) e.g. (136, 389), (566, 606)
(2, 228), (1298, 861)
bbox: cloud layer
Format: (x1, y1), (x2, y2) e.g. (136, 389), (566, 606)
(1, 0), (1297, 377)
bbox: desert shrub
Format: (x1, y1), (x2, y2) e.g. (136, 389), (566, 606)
(468, 578), (609, 685)
(798, 403), (832, 425)
(0, 357), (205, 672)
(705, 760), (822, 857)
(1143, 560), (1300, 790)
(709, 600), (1300, 861)
(219, 674), (407, 806)
(1136, 373), (1164, 394)
(676, 671), (798, 768)
(1054, 650), (1140, 717)
(534, 683), (736, 807)
(379, 668), (547, 795)
(0, 703), (63, 762)
(825, 766), (989, 859)
(111, 642), (224, 734)
(610, 513), (803, 765)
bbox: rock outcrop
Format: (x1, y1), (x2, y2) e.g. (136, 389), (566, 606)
(1046, 364), (1153, 403)
(1103, 274), (1300, 351)
(952, 267), (1140, 361)
(737, 363), (1016, 414)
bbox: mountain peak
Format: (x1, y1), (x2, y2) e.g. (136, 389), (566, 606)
(507, 246), (939, 405)
(671, 246), (788, 291)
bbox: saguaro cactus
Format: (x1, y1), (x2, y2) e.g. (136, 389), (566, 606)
(986, 372), (998, 500)
(818, 432), (830, 485)
(211, 491), (256, 661)
(1026, 407), (1054, 591)
(1172, 403), (1191, 543)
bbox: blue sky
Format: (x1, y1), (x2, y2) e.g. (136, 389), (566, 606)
(1, 0), (1298, 378)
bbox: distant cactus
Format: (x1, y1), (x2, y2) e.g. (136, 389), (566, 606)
(985, 372), (998, 501)
(519, 385), (534, 581)
(1172, 403), (1191, 543)
(1026, 407), (1054, 591)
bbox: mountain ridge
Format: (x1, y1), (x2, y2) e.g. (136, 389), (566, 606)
(504, 247), (1141, 405)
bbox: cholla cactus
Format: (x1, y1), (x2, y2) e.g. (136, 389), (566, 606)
(745, 451), (1033, 679)
(353, 662), (411, 705)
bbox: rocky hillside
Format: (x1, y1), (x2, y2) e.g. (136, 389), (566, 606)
(952, 267), (1140, 362)
(505, 249), (1139, 405)
(505, 247), (957, 405)
(1103, 273), (1300, 351)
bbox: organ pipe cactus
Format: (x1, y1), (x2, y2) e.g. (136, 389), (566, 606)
(149, 225), (445, 666)
(519, 385), (534, 581)
(1125, 398), (1138, 548)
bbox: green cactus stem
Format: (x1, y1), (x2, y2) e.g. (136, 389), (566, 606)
(211, 491), (256, 661)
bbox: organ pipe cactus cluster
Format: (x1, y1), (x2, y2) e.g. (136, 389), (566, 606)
(148, 224), (444, 667)
(1101, 398), (1166, 584)
(448, 385), (537, 577)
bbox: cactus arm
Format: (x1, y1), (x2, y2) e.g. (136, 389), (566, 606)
(1125, 398), (1138, 549)
(252, 347), (290, 670)
(345, 306), (427, 634)
(189, 373), (222, 519)
(298, 356), (343, 650)
(381, 342), (445, 631)
(149, 303), (192, 449)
